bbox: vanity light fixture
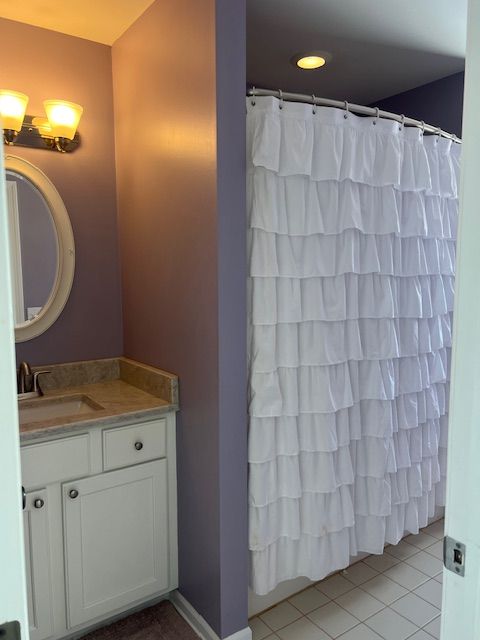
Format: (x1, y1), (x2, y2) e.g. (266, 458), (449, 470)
(43, 100), (84, 152)
(0, 90), (83, 153)
(0, 90), (29, 144)
(291, 51), (332, 70)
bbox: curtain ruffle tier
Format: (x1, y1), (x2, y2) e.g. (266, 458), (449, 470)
(247, 97), (459, 595)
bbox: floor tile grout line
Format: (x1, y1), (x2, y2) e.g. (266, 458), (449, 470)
(411, 583), (443, 609)
(350, 559), (442, 630)
(341, 564), (381, 587)
(255, 565), (437, 636)
(355, 581), (408, 606)
(307, 599), (362, 632)
(315, 575), (357, 597)
(420, 611), (441, 629)
(256, 588), (329, 632)
(323, 588), (386, 626)
(255, 569), (439, 638)
(325, 572), (440, 634)
(360, 594), (440, 636)
(402, 548), (444, 566)
(342, 574), (442, 638)
(258, 593), (336, 635)
(255, 568), (360, 634)
(383, 553), (443, 581)
(253, 522), (444, 640)
(338, 621), (376, 640)
(257, 598), (436, 638)
(404, 628), (435, 640)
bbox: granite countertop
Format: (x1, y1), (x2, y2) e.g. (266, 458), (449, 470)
(19, 357), (178, 443)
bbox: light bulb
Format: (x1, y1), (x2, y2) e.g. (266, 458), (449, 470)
(43, 99), (83, 140)
(296, 55), (326, 69)
(0, 90), (29, 132)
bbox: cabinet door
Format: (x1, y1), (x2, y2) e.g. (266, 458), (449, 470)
(64, 459), (169, 628)
(23, 489), (54, 640)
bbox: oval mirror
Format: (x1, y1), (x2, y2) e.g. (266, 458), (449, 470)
(5, 156), (75, 342)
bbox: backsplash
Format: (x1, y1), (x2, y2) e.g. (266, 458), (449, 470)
(30, 357), (179, 406)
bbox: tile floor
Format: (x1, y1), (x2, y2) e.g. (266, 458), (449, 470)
(250, 520), (444, 640)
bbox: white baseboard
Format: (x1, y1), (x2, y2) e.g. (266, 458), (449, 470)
(224, 629), (252, 640)
(170, 590), (252, 640)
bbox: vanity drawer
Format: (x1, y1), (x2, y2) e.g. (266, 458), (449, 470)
(21, 435), (90, 489)
(102, 419), (166, 471)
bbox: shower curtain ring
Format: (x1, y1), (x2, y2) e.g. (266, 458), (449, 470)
(420, 121), (426, 136)
(278, 89), (284, 109)
(312, 94), (317, 114)
(399, 114), (405, 131)
(344, 101), (349, 119)
(373, 107), (380, 125)
(435, 127), (443, 143)
(251, 86), (256, 106)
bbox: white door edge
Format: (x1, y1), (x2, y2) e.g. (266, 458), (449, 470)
(0, 146), (29, 633)
(442, 0), (480, 637)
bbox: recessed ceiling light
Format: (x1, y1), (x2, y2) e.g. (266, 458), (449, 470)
(297, 55), (326, 69)
(291, 51), (332, 70)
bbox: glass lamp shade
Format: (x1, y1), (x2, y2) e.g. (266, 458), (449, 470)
(0, 90), (29, 132)
(43, 100), (83, 140)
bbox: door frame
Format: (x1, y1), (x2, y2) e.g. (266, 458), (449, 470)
(0, 146), (29, 633)
(441, 0), (480, 637)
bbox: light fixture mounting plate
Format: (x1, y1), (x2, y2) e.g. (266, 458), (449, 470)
(4, 115), (80, 152)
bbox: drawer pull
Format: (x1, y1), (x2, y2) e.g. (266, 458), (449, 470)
(34, 498), (45, 509)
(69, 489), (79, 499)
(103, 419), (166, 471)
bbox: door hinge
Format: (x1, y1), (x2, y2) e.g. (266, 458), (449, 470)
(444, 536), (466, 576)
(0, 621), (21, 640)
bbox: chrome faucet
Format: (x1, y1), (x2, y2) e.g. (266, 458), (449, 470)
(18, 362), (50, 399)
(18, 361), (32, 394)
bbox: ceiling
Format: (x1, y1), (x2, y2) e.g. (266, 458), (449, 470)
(0, 0), (467, 101)
(247, 0), (468, 105)
(0, 0), (155, 45)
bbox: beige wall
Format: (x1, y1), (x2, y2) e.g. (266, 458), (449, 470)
(0, 17), (123, 365)
(112, 2), (217, 371)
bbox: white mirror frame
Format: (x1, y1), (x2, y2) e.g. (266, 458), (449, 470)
(5, 155), (75, 343)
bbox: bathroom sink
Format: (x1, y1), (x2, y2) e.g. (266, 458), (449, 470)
(18, 394), (104, 425)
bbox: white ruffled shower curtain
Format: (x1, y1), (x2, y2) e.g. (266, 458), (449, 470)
(247, 96), (460, 595)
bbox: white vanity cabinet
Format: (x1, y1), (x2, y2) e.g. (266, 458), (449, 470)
(64, 460), (169, 627)
(20, 413), (177, 640)
(23, 489), (54, 640)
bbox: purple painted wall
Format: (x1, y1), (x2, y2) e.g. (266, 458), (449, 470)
(215, 1), (248, 634)
(374, 72), (465, 138)
(0, 18), (123, 364)
(112, 1), (247, 637)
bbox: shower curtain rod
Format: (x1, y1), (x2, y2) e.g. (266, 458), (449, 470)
(247, 87), (462, 143)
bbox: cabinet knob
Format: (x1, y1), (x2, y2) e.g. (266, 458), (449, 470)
(34, 498), (45, 509)
(134, 441), (143, 451)
(69, 489), (79, 499)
